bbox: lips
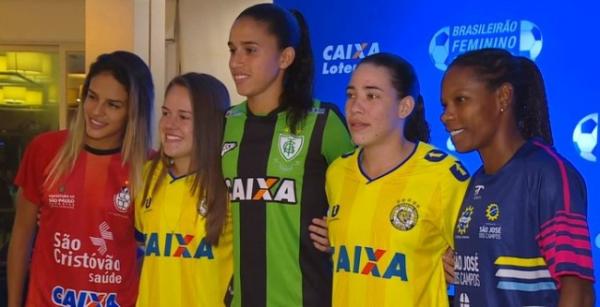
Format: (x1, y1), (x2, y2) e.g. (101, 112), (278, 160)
(450, 129), (464, 136)
(88, 118), (107, 129)
(231, 71), (250, 85)
(232, 74), (248, 81)
(164, 133), (183, 142)
(349, 119), (369, 132)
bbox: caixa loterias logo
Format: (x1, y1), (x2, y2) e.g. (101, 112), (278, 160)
(429, 20), (543, 70)
(321, 42), (380, 75)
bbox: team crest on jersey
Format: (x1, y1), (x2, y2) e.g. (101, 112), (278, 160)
(113, 186), (131, 213)
(278, 134), (304, 161)
(485, 203), (499, 221)
(221, 142), (237, 157)
(457, 206), (474, 235)
(390, 200), (419, 231)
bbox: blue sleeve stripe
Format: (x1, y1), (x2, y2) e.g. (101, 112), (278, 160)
(497, 281), (556, 292)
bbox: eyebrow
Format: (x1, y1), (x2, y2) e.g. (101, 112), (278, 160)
(364, 86), (383, 91)
(88, 89), (125, 104)
(346, 85), (383, 91)
(228, 41), (259, 47)
(161, 106), (192, 114)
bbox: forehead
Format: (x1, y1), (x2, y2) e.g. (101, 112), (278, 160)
(164, 84), (192, 108)
(89, 72), (128, 97)
(229, 17), (273, 41)
(349, 63), (394, 87)
(443, 66), (488, 91)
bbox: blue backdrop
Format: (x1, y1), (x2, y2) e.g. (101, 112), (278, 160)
(275, 0), (600, 301)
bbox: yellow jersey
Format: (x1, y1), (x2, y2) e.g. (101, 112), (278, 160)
(135, 162), (233, 306)
(326, 142), (469, 307)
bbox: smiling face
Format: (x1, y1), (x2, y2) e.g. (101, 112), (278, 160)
(345, 63), (407, 148)
(159, 84), (194, 172)
(228, 17), (289, 102)
(440, 65), (504, 153)
(83, 72), (129, 150)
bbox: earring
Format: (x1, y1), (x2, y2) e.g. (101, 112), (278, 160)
(500, 107), (505, 112)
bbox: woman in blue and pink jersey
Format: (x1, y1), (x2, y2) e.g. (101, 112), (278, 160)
(7, 51), (154, 307)
(441, 48), (594, 307)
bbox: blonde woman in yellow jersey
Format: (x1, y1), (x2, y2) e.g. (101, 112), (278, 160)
(324, 53), (469, 307)
(135, 73), (232, 306)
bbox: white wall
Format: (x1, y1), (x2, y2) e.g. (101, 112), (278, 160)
(178, 0), (268, 104)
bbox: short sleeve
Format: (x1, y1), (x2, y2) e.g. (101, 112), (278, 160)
(533, 144), (594, 284)
(14, 132), (64, 206)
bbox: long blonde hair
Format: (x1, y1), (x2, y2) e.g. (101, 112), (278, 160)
(46, 51), (154, 195)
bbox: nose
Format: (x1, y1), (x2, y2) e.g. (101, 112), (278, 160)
(160, 113), (177, 132)
(229, 51), (243, 69)
(347, 97), (364, 115)
(91, 100), (105, 116)
(440, 106), (454, 126)
(165, 115), (178, 129)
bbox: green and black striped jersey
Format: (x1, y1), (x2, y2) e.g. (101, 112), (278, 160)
(222, 100), (354, 307)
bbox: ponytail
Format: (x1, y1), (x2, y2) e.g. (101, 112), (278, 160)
(514, 57), (553, 145)
(282, 9), (314, 134)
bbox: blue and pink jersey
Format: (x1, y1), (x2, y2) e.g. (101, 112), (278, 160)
(453, 139), (594, 307)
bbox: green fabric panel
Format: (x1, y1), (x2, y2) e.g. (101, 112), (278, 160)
(321, 109), (354, 165)
(264, 101), (319, 306)
(221, 103), (247, 307)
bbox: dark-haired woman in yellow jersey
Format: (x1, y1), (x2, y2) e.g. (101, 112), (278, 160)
(324, 53), (469, 307)
(135, 73), (232, 306)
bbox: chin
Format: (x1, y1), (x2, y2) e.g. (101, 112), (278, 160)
(234, 85), (252, 97)
(453, 143), (476, 154)
(351, 137), (369, 147)
(85, 130), (106, 141)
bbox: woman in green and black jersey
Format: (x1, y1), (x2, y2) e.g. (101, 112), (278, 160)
(223, 3), (353, 307)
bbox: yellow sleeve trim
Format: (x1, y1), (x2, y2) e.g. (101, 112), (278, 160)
(494, 256), (546, 267)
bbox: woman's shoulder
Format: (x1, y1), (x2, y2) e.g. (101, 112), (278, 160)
(26, 130), (69, 153)
(521, 140), (582, 179)
(416, 142), (470, 182)
(32, 129), (68, 144)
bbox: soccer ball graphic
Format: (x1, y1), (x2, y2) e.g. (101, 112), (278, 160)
(572, 113), (598, 162)
(519, 20), (543, 61)
(429, 27), (450, 70)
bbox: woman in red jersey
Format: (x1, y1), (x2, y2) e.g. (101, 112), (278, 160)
(7, 51), (154, 307)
